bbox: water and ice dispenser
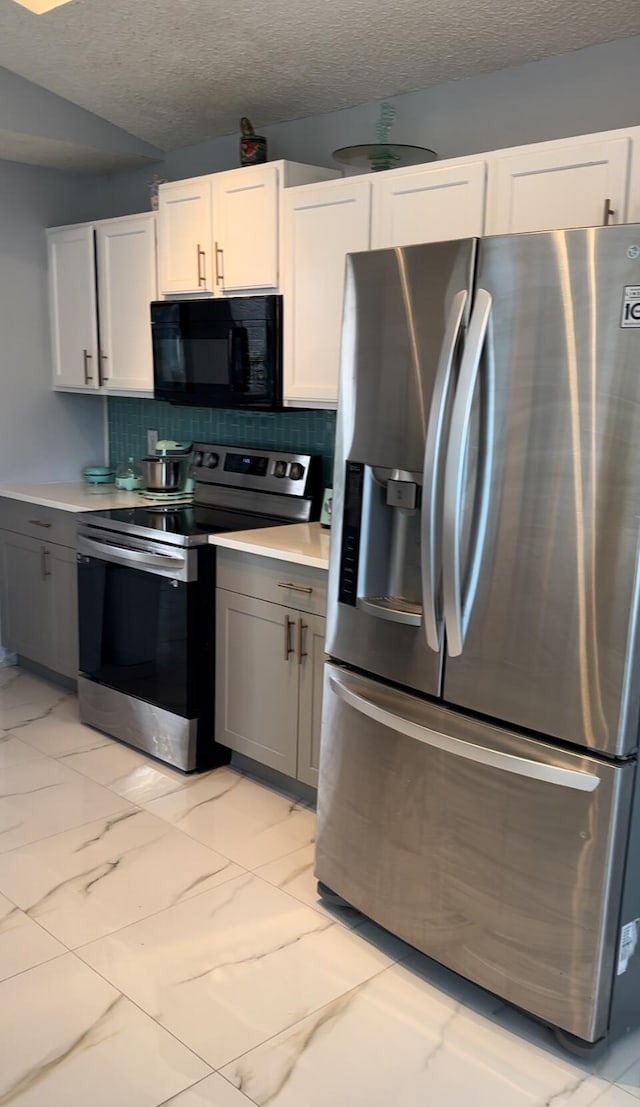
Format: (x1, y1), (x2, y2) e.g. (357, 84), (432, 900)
(338, 461), (423, 627)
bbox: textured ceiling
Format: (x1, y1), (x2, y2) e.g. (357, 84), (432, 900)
(1, 0), (639, 151)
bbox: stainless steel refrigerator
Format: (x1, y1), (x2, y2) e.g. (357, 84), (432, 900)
(316, 225), (640, 1049)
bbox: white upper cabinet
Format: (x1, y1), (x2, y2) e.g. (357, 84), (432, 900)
(158, 161), (339, 297)
(371, 160), (486, 248)
(282, 177), (371, 406)
(96, 214), (157, 394)
(486, 135), (631, 235)
(158, 177), (214, 295)
(628, 127), (640, 225)
(213, 164), (279, 292)
(50, 215), (157, 395)
(48, 225), (99, 390)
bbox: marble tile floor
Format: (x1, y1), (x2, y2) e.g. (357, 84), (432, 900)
(0, 666), (639, 1106)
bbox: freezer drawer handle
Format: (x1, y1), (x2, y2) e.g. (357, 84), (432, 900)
(329, 672), (600, 793)
(442, 287), (495, 657)
(421, 288), (468, 653)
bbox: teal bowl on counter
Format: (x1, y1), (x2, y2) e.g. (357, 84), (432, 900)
(83, 466), (116, 485)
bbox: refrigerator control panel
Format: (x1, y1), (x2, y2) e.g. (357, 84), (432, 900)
(338, 462), (364, 606)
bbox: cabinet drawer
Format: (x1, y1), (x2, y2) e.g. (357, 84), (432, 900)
(0, 498), (77, 548)
(216, 549), (327, 616)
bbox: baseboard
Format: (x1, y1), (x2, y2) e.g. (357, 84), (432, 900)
(16, 656), (77, 692)
(231, 751), (317, 807)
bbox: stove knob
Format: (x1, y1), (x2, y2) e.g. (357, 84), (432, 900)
(289, 462), (305, 481)
(204, 452), (219, 469)
(274, 460), (287, 478)
(193, 451), (204, 467)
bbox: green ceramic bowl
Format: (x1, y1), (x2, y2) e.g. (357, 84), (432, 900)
(83, 466), (115, 485)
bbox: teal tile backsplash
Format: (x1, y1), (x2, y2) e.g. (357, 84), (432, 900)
(108, 398), (337, 485)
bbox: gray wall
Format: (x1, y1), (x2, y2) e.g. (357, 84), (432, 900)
(0, 66), (161, 172)
(0, 159), (106, 483)
(89, 34), (640, 218)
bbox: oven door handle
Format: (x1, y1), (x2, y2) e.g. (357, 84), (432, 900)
(77, 534), (187, 575)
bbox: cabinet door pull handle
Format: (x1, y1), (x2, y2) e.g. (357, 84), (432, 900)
(99, 352), (109, 384)
(41, 548), (51, 580)
(83, 349), (94, 384)
(297, 619), (308, 665)
(278, 582), (313, 594)
(197, 244), (206, 287)
(283, 613), (294, 661)
(29, 519), (52, 529)
(216, 243), (224, 288)
(603, 198), (615, 226)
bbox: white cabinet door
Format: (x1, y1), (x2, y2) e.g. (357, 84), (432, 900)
(627, 128), (640, 225)
(213, 164), (279, 292)
(48, 225), (99, 389)
(486, 136), (631, 235)
(158, 177), (213, 294)
(296, 613), (326, 788)
(215, 589), (299, 776)
(371, 161), (486, 248)
(283, 178), (371, 406)
(97, 214), (157, 394)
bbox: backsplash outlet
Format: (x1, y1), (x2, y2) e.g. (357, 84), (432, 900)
(108, 398), (337, 486)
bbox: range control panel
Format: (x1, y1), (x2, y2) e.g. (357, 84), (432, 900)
(191, 442), (320, 501)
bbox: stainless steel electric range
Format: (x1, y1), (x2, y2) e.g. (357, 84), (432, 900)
(76, 443), (322, 771)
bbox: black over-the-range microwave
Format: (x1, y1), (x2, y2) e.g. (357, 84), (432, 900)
(150, 295), (283, 409)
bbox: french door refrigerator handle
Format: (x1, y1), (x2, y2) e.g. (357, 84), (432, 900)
(421, 288), (468, 652)
(442, 288), (494, 657)
(329, 671), (600, 792)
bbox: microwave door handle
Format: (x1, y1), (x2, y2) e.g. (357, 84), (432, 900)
(442, 288), (494, 658)
(329, 672), (600, 793)
(229, 327), (249, 391)
(421, 288), (468, 653)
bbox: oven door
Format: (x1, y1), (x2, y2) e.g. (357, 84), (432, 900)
(151, 297), (282, 408)
(77, 530), (208, 721)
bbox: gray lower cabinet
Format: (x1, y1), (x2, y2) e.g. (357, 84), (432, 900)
(0, 519), (78, 681)
(48, 543), (79, 680)
(0, 530), (52, 668)
(216, 584), (326, 786)
(296, 612), (327, 787)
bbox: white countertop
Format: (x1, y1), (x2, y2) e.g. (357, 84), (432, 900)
(0, 481), (189, 513)
(0, 485), (331, 567)
(210, 522), (330, 570)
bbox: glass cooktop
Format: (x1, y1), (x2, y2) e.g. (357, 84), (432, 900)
(85, 504), (287, 545)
